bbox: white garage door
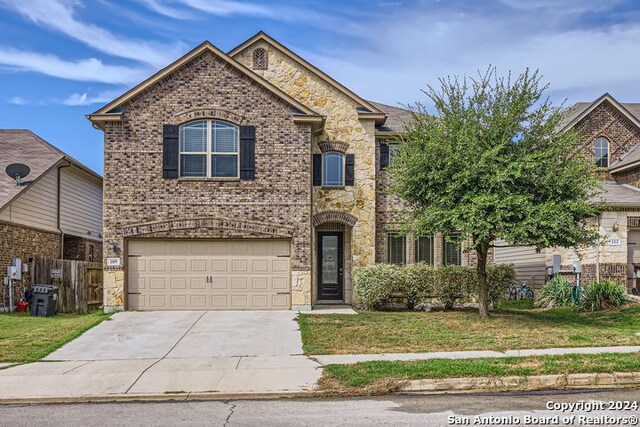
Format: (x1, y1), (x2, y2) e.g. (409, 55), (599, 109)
(127, 239), (291, 310)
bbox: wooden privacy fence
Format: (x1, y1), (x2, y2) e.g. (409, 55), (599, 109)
(30, 257), (103, 313)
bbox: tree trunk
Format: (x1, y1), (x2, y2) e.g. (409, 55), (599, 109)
(476, 243), (490, 318)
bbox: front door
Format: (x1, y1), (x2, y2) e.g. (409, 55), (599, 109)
(317, 232), (344, 301)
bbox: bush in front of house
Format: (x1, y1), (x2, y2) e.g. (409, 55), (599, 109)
(433, 265), (477, 309)
(578, 279), (629, 312)
(353, 263), (406, 310)
(535, 275), (573, 309)
(354, 263), (517, 310)
(403, 262), (436, 309)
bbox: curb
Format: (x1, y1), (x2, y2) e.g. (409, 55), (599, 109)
(0, 391), (312, 405)
(401, 371), (640, 394)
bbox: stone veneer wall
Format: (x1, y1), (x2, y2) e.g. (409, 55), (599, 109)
(0, 220), (61, 308)
(101, 51), (313, 311)
(234, 42), (376, 304)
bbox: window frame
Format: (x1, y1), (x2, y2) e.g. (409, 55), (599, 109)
(442, 233), (462, 266)
(321, 151), (345, 187)
(387, 232), (407, 265)
(415, 235), (435, 265)
(178, 120), (240, 179)
(388, 144), (400, 165)
(594, 137), (609, 168)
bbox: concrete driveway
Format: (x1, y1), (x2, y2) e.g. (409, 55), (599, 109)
(0, 311), (321, 399)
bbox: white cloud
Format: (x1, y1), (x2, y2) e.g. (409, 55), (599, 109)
(62, 90), (121, 106)
(0, 0), (183, 67)
(7, 96), (28, 105)
(0, 47), (150, 84)
(303, 4), (640, 107)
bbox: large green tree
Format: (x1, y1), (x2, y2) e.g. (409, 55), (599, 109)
(390, 68), (601, 317)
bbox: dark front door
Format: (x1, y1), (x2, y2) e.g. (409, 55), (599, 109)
(318, 232), (344, 301)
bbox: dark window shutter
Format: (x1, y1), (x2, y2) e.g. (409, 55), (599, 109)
(380, 143), (390, 169)
(163, 125), (179, 179)
(240, 125), (256, 179)
(345, 154), (355, 186)
(313, 153), (322, 186)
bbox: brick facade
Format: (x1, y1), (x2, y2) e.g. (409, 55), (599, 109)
(101, 50), (313, 310)
(63, 235), (103, 262)
(574, 100), (640, 180)
(0, 220), (60, 308)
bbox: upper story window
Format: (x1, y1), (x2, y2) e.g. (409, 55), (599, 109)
(252, 48), (268, 70)
(415, 235), (434, 265)
(443, 233), (462, 265)
(595, 137), (609, 168)
(322, 152), (344, 186)
(179, 120), (239, 178)
(388, 144), (400, 164)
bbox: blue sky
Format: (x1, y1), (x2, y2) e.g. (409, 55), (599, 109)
(1, 0), (640, 174)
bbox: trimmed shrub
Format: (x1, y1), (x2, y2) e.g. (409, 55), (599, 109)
(404, 262), (436, 308)
(353, 264), (406, 310)
(535, 275), (573, 309)
(434, 265), (476, 310)
(578, 279), (629, 312)
(486, 264), (516, 307)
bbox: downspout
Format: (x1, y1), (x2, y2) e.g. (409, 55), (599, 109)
(57, 161), (72, 259)
(595, 214), (601, 282)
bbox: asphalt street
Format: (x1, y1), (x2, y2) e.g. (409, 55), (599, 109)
(0, 388), (638, 426)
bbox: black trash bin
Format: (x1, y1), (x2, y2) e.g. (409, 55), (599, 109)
(31, 285), (59, 317)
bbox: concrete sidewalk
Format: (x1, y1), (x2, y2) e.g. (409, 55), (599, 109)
(312, 345), (640, 365)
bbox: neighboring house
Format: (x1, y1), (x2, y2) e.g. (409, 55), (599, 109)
(494, 93), (640, 293)
(0, 130), (103, 309)
(90, 32), (476, 312)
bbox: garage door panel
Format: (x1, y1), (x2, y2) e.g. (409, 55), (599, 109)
(149, 277), (166, 289)
(212, 277), (227, 289)
(252, 277), (268, 290)
(190, 295), (207, 308)
(128, 239), (291, 311)
(189, 277), (206, 289)
(231, 277), (247, 289)
(170, 295), (187, 308)
(148, 295), (166, 308)
(170, 277), (186, 289)
(171, 260), (187, 272)
(149, 259), (166, 272)
(190, 260), (207, 271)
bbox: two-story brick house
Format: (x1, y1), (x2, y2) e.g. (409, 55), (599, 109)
(90, 32), (474, 312)
(494, 93), (640, 293)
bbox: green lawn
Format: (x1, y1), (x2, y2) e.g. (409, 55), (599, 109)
(0, 311), (111, 363)
(298, 304), (640, 355)
(321, 353), (640, 389)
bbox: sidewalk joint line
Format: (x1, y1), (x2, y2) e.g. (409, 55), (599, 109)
(62, 361), (92, 375)
(234, 357), (242, 370)
(124, 311), (207, 394)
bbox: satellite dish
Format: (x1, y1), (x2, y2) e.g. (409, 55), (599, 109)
(5, 163), (30, 186)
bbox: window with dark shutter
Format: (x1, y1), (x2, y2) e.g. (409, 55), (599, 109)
(345, 154), (355, 186)
(163, 124), (179, 179)
(380, 143), (389, 169)
(415, 235), (434, 265)
(313, 153), (322, 186)
(240, 126), (256, 179)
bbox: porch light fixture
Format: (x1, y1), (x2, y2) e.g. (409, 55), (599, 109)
(612, 221), (619, 232)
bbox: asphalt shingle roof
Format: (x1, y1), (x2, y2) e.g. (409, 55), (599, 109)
(368, 101), (414, 134)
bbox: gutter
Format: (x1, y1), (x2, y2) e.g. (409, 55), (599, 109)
(57, 161), (72, 259)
